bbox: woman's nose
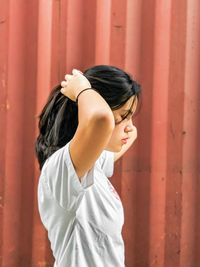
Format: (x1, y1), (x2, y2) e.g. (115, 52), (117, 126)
(124, 120), (134, 133)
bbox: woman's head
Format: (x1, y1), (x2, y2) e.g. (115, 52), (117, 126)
(35, 65), (141, 170)
(84, 65), (141, 111)
(105, 94), (138, 152)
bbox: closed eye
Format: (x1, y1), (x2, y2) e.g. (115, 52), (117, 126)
(122, 111), (133, 120)
(115, 112), (133, 124)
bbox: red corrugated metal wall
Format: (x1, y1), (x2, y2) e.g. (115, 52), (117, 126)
(0, 0), (200, 266)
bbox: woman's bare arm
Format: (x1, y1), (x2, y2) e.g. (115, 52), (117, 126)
(61, 70), (115, 180)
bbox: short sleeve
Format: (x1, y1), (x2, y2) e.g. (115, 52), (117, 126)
(100, 150), (115, 178)
(42, 142), (95, 210)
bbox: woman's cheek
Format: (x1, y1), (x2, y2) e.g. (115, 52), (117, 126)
(113, 126), (123, 140)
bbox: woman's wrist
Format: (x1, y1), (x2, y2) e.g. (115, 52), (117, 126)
(75, 85), (91, 97)
(76, 88), (99, 104)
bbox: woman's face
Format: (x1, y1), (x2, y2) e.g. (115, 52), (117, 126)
(105, 95), (138, 152)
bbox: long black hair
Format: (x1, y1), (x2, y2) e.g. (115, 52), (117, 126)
(35, 65), (141, 170)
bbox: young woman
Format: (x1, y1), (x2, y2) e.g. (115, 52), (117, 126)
(35, 65), (141, 267)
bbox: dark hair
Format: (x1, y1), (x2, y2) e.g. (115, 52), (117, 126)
(35, 65), (141, 170)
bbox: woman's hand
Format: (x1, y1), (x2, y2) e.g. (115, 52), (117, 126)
(60, 69), (91, 102)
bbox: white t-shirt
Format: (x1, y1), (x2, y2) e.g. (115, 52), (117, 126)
(37, 141), (125, 267)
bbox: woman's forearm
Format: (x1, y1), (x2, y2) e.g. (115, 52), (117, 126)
(77, 89), (115, 129)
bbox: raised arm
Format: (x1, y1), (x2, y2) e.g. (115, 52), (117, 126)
(61, 69), (115, 180)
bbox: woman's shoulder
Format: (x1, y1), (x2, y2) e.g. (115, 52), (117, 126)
(41, 143), (69, 173)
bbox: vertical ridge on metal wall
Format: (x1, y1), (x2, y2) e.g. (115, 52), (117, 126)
(0, 0), (200, 266)
(1, 0), (38, 266)
(0, 0), (9, 266)
(180, 1), (200, 266)
(165, 1), (187, 266)
(33, 1), (53, 266)
(149, 1), (171, 266)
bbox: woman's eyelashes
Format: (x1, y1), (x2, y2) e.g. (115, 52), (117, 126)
(114, 116), (122, 125)
(115, 120), (121, 125)
(115, 111), (134, 124)
(115, 113), (132, 124)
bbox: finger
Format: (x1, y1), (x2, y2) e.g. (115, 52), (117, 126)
(61, 81), (68, 87)
(65, 74), (73, 80)
(72, 69), (83, 75)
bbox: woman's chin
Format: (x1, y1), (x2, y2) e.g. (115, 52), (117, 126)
(106, 144), (122, 153)
(116, 146), (123, 152)
(112, 144), (123, 153)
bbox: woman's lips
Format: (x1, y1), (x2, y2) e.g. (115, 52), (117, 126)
(122, 138), (128, 144)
